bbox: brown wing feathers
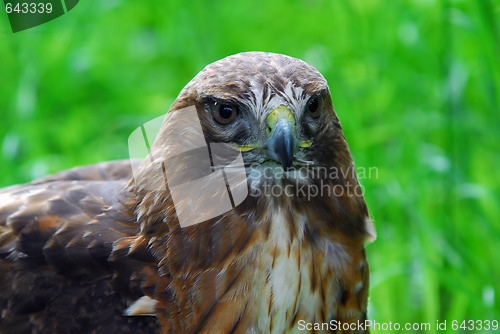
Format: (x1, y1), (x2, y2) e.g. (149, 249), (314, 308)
(0, 160), (162, 333)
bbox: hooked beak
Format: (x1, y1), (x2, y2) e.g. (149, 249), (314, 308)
(232, 105), (313, 169)
(265, 105), (296, 170)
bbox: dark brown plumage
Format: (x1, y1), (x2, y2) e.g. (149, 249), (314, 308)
(0, 52), (374, 333)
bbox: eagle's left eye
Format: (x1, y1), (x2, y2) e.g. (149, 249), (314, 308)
(306, 96), (323, 119)
(212, 101), (239, 125)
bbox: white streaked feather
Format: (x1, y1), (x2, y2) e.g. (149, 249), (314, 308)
(124, 296), (158, 316)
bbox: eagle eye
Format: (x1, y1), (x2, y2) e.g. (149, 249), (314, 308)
(306, 95), (323, 119)
(212, 101), (239, 125)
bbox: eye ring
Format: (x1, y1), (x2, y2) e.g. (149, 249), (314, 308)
(212, 101), (239, 125)
(306, 95), (323, 119)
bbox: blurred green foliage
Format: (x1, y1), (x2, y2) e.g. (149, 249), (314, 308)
(1, 0), (499, 332)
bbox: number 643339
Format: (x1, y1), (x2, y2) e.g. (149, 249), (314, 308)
(5, 2), (53, 14)
(451, 320), (498, 331)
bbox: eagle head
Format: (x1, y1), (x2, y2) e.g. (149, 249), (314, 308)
(159, 52), (358, 200)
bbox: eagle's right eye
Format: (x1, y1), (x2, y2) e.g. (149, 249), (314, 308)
(212, 101), (239, 125)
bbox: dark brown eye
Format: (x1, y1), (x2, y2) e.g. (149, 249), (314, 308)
(213, 101), (238, 125)
(306, 96), (323, 119)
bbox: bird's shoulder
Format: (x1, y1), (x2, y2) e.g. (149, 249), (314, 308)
(0, 160), (141, 275)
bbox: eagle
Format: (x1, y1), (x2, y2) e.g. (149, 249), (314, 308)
(0, 52), (375, 333)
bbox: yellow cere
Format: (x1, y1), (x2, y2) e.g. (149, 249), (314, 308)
(266, 105), (295, 136)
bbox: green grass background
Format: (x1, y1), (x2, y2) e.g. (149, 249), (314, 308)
(1, 0), (499, 332)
